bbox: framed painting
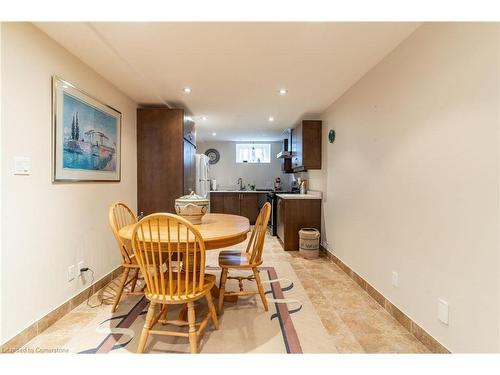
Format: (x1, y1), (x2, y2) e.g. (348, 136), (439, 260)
(52, 76), (121, 182)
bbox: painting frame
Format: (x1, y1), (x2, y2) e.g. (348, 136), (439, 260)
(52, 76), (122, 182)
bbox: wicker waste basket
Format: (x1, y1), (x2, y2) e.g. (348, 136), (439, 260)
(299, 228), (320, 259)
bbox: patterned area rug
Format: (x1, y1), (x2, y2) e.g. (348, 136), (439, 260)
(60, 261), (336, 354)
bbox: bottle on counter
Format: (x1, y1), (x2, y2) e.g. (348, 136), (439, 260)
(299, 180), (307, 194)
(210, 179), (217, 191)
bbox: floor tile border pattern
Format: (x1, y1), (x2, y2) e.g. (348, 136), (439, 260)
(1, 265), (124, 353)
(320, 247), (450, 354)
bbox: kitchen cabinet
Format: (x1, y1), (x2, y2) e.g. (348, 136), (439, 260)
(210, 193), (224, 213)
(276, 196), (321, 251)
(137, 108), (196, 215)
(281, 157), (293, 173)
(223, 193), (240, 216)
(276, 196), (285, 241)
(210, 192), (266, 224)
(291, 120), (322, 172)
(240, 193), (259, 224)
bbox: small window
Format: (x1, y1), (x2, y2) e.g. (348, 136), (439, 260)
(236, 143), (271, 163)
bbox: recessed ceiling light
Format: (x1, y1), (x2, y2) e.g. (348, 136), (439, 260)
(268, 116), (275, 122)
(202, 116), (208, 121)
(212, 132), (216, 136)
(278, 88), (288, 95)
(183, 87), (192, 94)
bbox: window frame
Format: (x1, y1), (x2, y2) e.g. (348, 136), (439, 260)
(235, 143), (271, 164)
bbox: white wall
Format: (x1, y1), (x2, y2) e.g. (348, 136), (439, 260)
(312, 23), (500, 352)
(0, 23), (138, 344)
(197, 141), (289, 190)
(0, 22), (4, 344)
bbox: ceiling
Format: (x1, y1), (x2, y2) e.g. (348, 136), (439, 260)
(35, 22), (420, 142)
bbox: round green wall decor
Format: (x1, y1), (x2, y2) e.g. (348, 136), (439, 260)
(328, 129), (336, 144)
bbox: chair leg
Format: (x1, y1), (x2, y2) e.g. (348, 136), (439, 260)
(187, 302), (198, 354)
(205, 291), (219, 330)
(137, 302), (156, 353)
(112, 268), (130, 313)
(130, 268), (140, 293)
(159, 305), (169, 324)
(253, 267), (268, 311)
(218, 268), (228, 314)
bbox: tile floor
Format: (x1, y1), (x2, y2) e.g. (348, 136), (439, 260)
(22, 232), (429, 353)
(260, 234), (429, 353)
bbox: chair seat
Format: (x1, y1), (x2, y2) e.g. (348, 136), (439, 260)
(146, 273), (216, 302)
(218, 250), (254, 268)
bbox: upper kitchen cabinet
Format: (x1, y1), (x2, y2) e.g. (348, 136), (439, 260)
(137, 108), (196, 215)
(291, 120), (322, 172)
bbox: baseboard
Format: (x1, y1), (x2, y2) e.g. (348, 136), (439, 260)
(1, 265), (123, 353)
(319, 246), (450, 354)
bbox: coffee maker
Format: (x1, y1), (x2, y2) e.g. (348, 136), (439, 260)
(274, 177), (282, 191)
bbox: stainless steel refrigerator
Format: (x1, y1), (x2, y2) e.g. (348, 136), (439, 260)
(195, 154), (210, 202)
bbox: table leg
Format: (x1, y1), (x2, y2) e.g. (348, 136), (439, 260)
(175, 252), (240, 321)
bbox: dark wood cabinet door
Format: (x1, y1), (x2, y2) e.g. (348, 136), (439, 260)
(281, 157), (293, 173)
(276, 197), (285, 242)
(292, 120), (322, 172)
(183, 140), (196, 195)
(302, 120), (322, 170)
(278, 198), (321, 251)
(240, 193), (259, 224)
(137, 108), (184, 215)
(210, 194), (224, 213)
(223, 193), (240, 215)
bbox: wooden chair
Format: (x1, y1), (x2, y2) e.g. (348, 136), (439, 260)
(131, 213), (219, 354)
(218, 202), (271, 313)
(108, 203), (143, 313)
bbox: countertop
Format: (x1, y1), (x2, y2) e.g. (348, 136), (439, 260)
(276, 191), (322, 200)
(210, 190), (271, 193)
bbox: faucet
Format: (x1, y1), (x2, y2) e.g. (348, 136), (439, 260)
(237, 177), (244, 190)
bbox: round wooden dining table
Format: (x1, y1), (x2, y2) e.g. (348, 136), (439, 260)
(118, 213), (250, 307)
(118, 213), (250, 249)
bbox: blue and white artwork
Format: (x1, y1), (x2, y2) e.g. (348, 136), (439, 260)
(62, 93), (117, 172)
(53, 76), (121, 182)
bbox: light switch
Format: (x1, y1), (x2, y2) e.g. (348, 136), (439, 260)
(14, 157), (31, 175)
(391, 271), (399, 287)
(438, 299), (449, 325)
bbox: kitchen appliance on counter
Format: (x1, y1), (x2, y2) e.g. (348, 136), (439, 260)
(210, 179), (217, 191)
(266, 189), (300, 236)
(274, 177), (281, 191)
(195, 154), (210, 200)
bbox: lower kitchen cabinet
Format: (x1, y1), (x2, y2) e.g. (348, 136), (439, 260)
(223, 193), (241, 215)
(210, 192), (265, 224)
(276, 197), (321, 251)
(210, 193), (224, 213)
(240, 193), (259, 224)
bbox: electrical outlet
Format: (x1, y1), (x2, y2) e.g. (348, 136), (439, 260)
(438, 299), (449, 325)
(67, 265), (76, 282)
(77, 261), (85, 276)
(391, 271), (399, 287)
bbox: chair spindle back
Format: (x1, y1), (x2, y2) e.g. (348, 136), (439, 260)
(246, 202), (271, 265)
(109, 203), (137, 264)
(131, 213), (206, 299)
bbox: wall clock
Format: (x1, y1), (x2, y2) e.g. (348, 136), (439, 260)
(205, 148), (220, 165)
(328, 129), (336, 144)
